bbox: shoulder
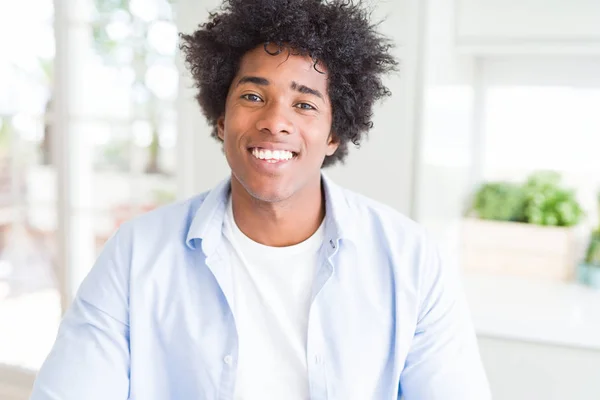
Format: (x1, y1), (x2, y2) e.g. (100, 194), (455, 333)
(338, 186), (429, 245)
(334, 185), (444, 282)
(114, 191), (210, 252)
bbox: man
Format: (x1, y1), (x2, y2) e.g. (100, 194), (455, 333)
(31, 0), (491, 399)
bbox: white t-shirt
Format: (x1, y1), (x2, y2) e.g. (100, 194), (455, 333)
(223, 196), (325, 400)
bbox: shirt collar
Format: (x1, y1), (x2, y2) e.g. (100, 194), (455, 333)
(186, 173), (359, 255)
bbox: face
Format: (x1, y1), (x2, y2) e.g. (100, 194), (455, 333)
(217, 44), (338, 204)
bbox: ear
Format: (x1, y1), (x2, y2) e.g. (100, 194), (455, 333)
(217, 116), (225, 141)
(326, 132), (340, 156)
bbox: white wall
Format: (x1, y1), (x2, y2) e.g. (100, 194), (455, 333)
(325, 0), (419, 214)
(176, 0), (230, 198)
(457, 0), (600, 41)
(455, 0), (600, 55)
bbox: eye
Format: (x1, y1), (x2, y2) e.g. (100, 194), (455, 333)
(241, 93), (263, 102)
(295, 102), (316, 110)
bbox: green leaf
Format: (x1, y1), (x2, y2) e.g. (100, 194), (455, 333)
(472, 182), (526, 222)
(470, 170), (584, 227)
(585, 231), (600, 265)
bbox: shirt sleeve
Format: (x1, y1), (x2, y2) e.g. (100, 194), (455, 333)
(30, 227), (131, 400)
(399, 240), (492, 399)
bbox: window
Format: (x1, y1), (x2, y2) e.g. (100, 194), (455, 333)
(481, 58), (600, 225)
(0, 0), (60, 370)
(0, 0), (179, 372)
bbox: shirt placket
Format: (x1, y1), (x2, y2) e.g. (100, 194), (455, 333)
(307, 239), (338, 400)
(203, 249), (240, 400)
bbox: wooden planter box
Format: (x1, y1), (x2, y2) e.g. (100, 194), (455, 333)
(461, 218), (584, 282)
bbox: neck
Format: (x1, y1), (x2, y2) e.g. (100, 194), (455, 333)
(230, 176), (325, 247)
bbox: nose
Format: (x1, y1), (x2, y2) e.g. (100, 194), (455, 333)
(255, 101), (295, 135)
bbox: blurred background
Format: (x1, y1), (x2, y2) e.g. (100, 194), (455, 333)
(0, 0), (599, 399)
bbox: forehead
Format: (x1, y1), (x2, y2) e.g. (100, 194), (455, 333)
(235, 45), (329, 89)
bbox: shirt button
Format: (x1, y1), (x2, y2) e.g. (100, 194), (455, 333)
(224, 355), (233, 365)
(314, 354), (322, 365)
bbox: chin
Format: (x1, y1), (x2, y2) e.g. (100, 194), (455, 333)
(234, 173), (291, 204)
(246, 183), (291, 204)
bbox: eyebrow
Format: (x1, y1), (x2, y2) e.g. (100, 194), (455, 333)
(236, 76), (270, 87)
(236, 76), (324, 100)
(291, 81), (323, 100)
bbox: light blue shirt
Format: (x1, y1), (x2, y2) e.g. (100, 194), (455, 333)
(31, 175), (491, 400)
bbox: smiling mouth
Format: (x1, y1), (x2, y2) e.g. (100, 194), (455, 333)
(249, 147), (298, 163)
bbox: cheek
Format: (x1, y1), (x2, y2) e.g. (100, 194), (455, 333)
(302, 119), (333, 151)
(221, 115), (240, 145)
(224, 108), (253, 137)
(222, 113), (252, 162)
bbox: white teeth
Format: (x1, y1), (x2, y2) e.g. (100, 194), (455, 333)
(251, 148), (294, 161)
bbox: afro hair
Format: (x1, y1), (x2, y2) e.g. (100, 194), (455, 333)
(179, 0), (398, 167)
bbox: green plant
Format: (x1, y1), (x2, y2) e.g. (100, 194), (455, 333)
(585, 230), (600, 266)
(471, 171), (584, 227)
(585, 192), (600, 266)
(472, 182), (525, 222)
(522, 171), (583, 226)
